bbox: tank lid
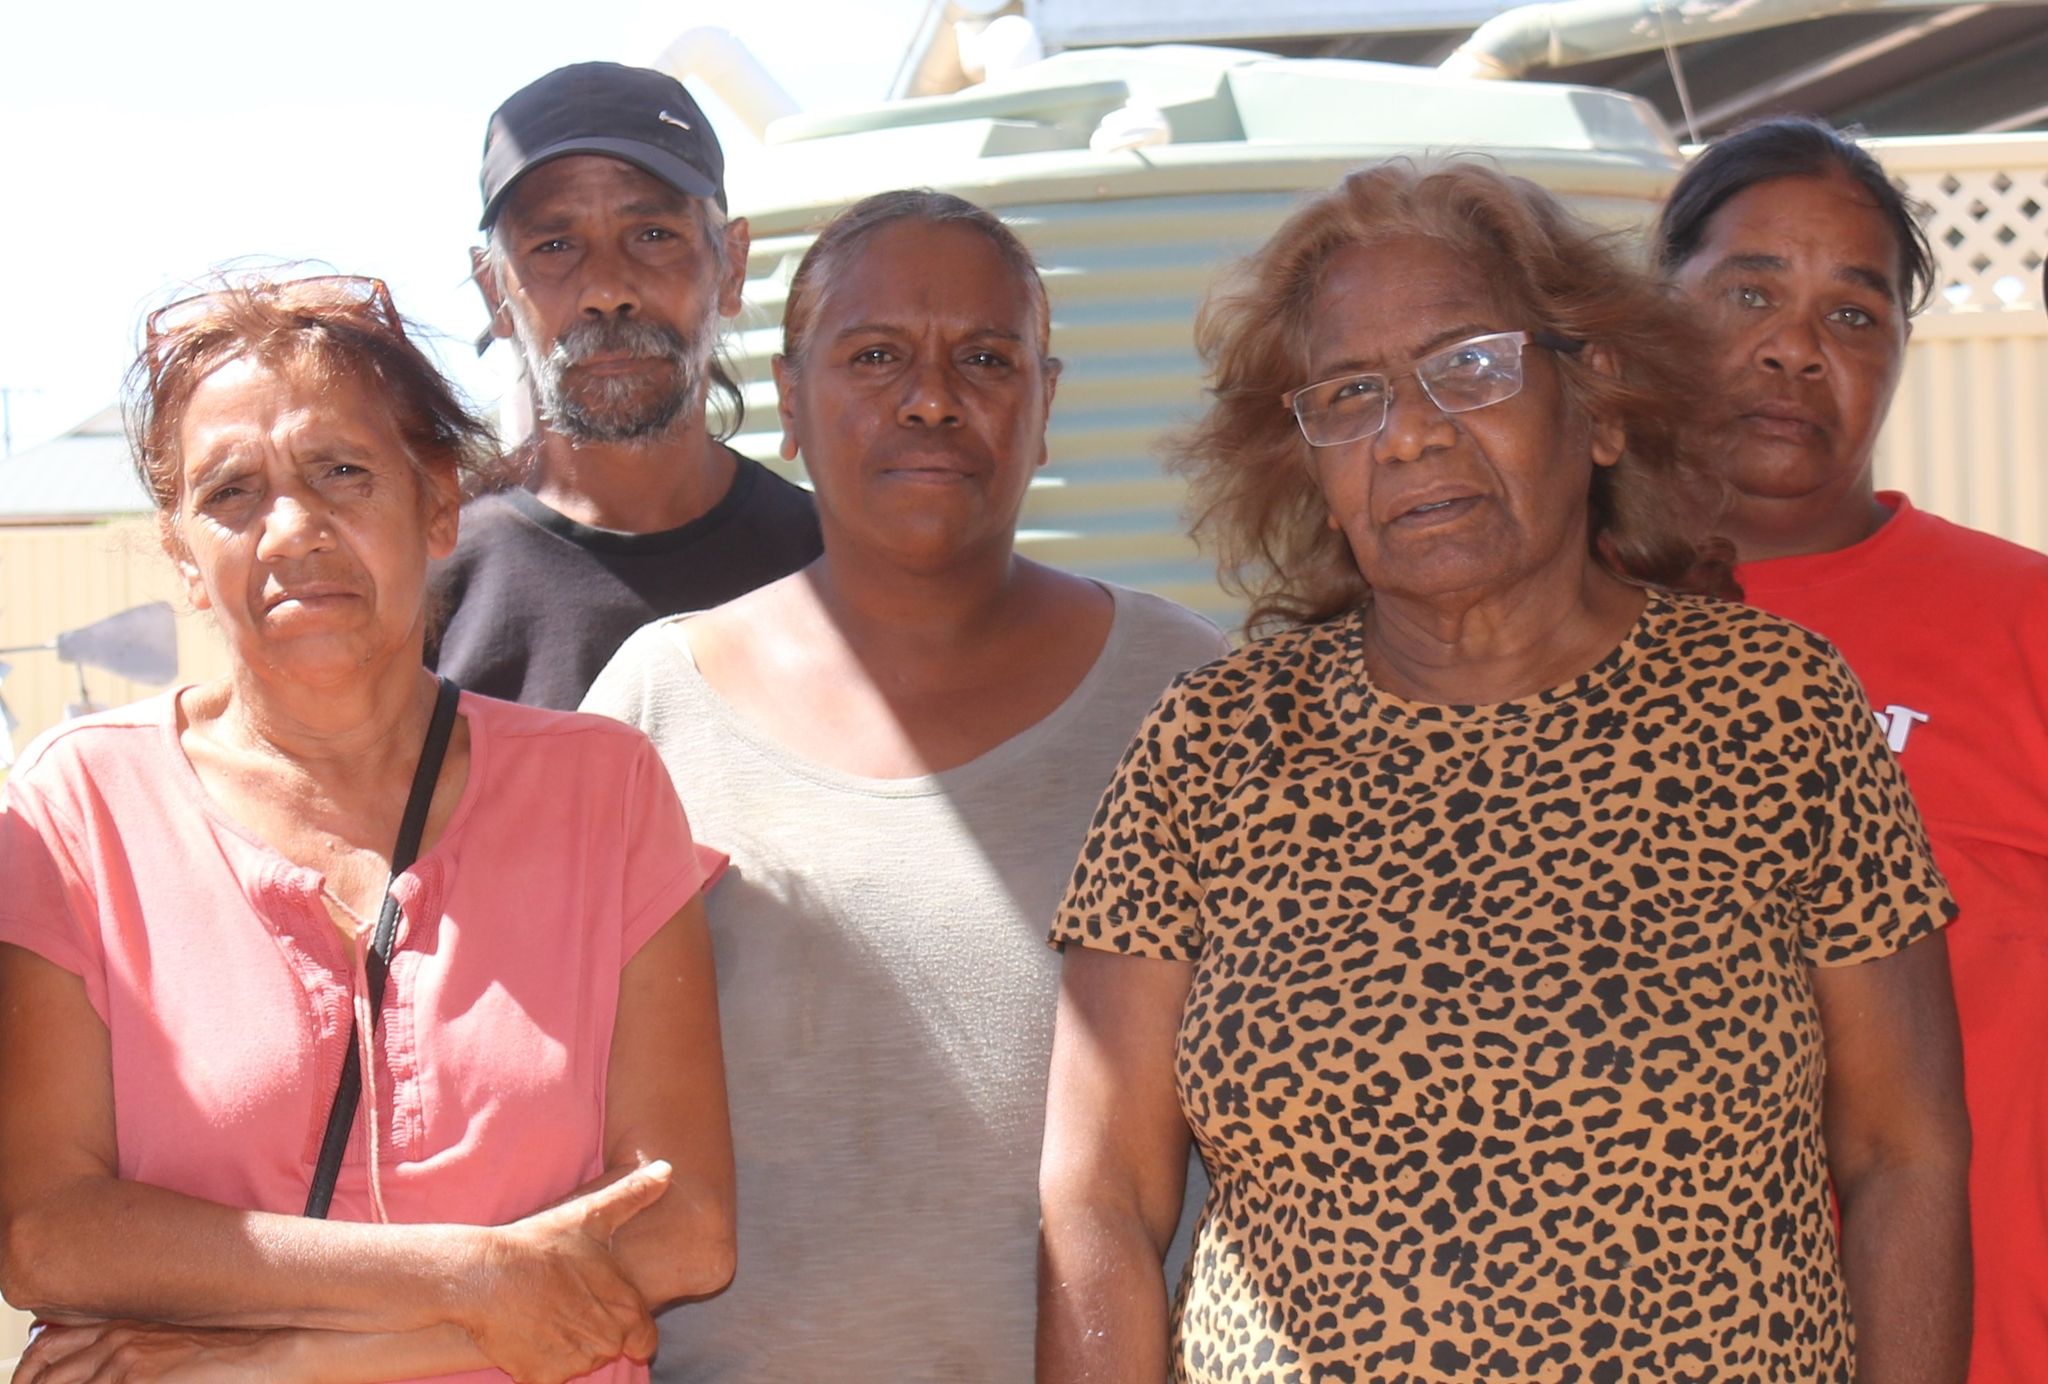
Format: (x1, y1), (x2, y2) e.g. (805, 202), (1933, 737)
(760, 45), (1677, 160)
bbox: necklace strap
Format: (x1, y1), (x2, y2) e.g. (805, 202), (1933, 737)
(366, 676), (462, 984)
(303, 675), (461, 1219)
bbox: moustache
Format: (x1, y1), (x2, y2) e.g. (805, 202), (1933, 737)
(550, 316), (698, 370)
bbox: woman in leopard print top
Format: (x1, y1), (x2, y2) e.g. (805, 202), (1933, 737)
(1036, 161), (1971, 1384)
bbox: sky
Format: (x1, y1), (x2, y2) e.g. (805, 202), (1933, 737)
(0, 0), (932, 457)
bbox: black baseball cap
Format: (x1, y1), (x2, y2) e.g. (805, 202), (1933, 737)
(479, 61), (726, 230)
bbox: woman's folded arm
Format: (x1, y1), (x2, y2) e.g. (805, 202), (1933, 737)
(0, 942), (670, 1380)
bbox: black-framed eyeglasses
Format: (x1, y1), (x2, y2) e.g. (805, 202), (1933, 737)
(1284, 329), (1584, 448)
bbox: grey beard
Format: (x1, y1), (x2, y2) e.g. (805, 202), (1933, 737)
(523, 312), (717, 445)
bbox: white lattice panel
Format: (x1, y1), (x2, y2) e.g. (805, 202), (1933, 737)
(1865, 138), (2048, 553)
(1872, 135), (2048, 314)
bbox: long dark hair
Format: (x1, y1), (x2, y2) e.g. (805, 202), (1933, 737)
(1655, 114), (1936, 314)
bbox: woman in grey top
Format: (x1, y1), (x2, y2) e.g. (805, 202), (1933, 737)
(583, 190), (1223, 1382)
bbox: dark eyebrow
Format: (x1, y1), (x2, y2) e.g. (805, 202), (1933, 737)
(832, 321), (907, 342)
(1705, 251), (1895, 301)
(829, 323), (1028, 344)
(620, 197), (692, 221)
(1705, 252), (1789, 278)
(505, 194), (691, 238)
(506, 209), (574, 238)
(1416, 322), (1497, 356)
(304, 440), (375, 463)
(1836, 263), (1897, 299)
(187, 450), (250, 490)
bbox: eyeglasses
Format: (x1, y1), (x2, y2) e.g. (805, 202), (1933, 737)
(145, 275), (401, 383)
(1284, 329), (1583, 448)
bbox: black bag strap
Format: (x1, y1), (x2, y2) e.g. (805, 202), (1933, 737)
(304, 676), (461, 1218)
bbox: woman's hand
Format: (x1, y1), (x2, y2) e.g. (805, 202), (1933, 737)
(14, 1321), (286, 1383)
(457, 1159), (674, 1384)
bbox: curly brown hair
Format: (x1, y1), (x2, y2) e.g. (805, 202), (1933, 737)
(1175, 158), (1732, 634)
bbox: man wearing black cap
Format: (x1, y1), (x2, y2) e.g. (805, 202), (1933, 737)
(433, 61), (822, 709)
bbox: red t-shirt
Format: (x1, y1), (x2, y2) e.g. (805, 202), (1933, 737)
(1738, 492), (2048, 1383)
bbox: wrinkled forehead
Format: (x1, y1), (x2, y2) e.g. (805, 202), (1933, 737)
(1693, 171), (1908, 300)
(177, 353), (385, 450)
(1301, 235), (1517, 373)
(496, 153), (699, 230)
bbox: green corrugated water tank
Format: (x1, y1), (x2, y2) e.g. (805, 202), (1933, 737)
(725, 45), (1683, 627)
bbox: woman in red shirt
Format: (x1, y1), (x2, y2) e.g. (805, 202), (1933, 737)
(1659, 115), (2048, 1384)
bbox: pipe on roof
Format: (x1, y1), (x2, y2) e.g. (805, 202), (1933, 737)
(651, 26), (802, 139)
(1439, 0), (1888, 81)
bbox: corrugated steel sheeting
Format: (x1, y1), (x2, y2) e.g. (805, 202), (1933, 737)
(0, 523), (228, 757)
(1877, 315), (2048, 549)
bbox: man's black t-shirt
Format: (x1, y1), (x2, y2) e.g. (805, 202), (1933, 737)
(430, 451), (822, 709)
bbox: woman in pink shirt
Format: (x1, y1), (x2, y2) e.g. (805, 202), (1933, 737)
(0, 275), (734, 1383)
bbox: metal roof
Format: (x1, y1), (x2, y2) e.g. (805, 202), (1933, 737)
(1033, 2), (2048, 137)
(0, 405), (151, 525)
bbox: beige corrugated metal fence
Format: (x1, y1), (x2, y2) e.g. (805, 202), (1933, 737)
(1870, 136), (2048, 548)
(0, 523), (228, 760)
(0, 1315), (22, 1378)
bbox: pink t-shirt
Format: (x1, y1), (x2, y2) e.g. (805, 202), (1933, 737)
(0, 689), (720, 1383)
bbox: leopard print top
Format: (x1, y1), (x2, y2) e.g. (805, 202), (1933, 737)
(1051, 591), (1953, 1383)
